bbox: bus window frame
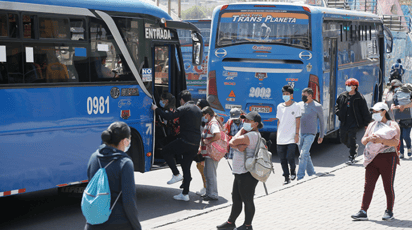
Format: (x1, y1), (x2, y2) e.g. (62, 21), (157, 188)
(215, 9), (312, 51)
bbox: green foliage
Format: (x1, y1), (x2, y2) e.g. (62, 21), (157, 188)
(181, 5), (206, 20)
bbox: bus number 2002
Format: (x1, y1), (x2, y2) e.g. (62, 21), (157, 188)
(87, 96), (110, 115)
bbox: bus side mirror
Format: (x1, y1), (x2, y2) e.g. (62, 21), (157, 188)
(192, 32), (204, 66)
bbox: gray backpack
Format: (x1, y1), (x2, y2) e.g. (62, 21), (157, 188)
(244, 132), (274, 183)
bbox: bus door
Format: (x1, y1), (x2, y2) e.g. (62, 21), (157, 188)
(327, 38), (338, 132)
(151, 43), (186, 165)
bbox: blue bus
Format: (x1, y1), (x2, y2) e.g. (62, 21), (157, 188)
(207, 2), (393, 137)
(178, 19), (211, 101)
(0, 0), (203, 197)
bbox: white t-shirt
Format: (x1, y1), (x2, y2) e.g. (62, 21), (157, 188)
(232, 132), (259, 174)
(276, 101), (301, 145)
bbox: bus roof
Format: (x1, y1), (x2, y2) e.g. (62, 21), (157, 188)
(218, 2), (380, 20)
(0, 0), (172, 20)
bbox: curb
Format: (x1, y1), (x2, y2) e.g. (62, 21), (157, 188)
(152, 155), (364, 229)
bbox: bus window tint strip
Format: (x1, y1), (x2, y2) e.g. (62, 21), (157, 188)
(216, 11), (311, 50)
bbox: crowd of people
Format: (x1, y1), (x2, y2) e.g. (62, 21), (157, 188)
(84, 66), (411, 229)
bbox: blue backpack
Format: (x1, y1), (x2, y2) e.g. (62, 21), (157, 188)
(81, 158), (122, 225)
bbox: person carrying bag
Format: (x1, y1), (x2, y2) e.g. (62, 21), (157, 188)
(199, 106), (229, 201)
(216, 111), (265, 230)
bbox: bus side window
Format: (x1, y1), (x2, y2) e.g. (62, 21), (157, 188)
(89, 18), (132, 82)
(1, 45), (23, 84)
(22, 15), (36, 39)
(0, 13), (7, 37)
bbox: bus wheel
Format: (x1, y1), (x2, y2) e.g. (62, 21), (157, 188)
(128, 129), (145, 173)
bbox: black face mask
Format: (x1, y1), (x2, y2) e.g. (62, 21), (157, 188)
(302, 95), (308, 102)
(233, 119), (240, 124)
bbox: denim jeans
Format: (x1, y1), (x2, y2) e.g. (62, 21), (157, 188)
(277, 144), (297, 179)
(400, 126), (411, 154)
(297, 134), (316, 180)
(204, 157), (219, 199)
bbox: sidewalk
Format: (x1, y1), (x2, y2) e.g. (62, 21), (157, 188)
(152, 155), (412, 230)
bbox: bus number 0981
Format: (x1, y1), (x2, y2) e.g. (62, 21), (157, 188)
(87, 96), (110, 115)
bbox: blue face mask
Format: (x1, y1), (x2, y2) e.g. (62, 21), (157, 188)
(159, 101), (165, 108)
(202, 116), (209, 123)
(282, 95), (291, 102)
(346, 86), (352, 92)
(243, 122), (252, 131)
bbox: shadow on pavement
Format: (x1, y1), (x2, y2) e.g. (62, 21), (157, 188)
(369, 219), (412, 227)
(135, 184), (228, 222)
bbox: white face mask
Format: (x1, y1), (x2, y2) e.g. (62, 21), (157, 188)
(346, 86), (352, 92)
(372, 112), (383, 122)
(124, 139), (131, 152)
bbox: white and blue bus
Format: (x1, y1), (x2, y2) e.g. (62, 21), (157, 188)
(0, 0), (203, 197)
(178, 19), (211, 101)
(207, 2), (393, 138)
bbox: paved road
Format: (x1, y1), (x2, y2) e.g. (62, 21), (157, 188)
(155, 147), (412, 230)
(0, 130), (366, 230)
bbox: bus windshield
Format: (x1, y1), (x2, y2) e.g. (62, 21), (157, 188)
(217, 11), (311, 50)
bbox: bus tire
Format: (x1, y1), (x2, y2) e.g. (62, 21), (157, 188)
(128, 129), (146, 173)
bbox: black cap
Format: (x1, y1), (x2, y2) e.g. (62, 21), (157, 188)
(240, 111), (264, 129)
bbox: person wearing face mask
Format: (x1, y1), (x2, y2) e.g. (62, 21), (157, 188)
(199, 106), (222, 201)
(224, 108), (244, 159)
(335, 78), (372, 164)
(217, 111), (263, 230)
(158, 92), (180, 137)
(85, 122), (141, 230)
(384, 79), (402, 120)
(296, 88), (325, 180)
(351, 102), (400, 221)
(152, 90), (202, 201)
(275, 85), (301, 185)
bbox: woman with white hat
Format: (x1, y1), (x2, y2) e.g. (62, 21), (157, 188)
(351, 102), (400, 221)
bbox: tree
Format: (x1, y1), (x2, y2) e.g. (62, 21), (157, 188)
(181, 5), (206, 20)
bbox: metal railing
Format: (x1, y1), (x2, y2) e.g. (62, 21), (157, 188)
(325, 0), (350, 9)
(350, 0), (377, 14)
(381, 15), (412, 33)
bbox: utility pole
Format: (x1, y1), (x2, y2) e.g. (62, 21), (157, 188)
(157, 0), (159, 7)
(178, 0), (181, 19)
(168, 0), (171, 15)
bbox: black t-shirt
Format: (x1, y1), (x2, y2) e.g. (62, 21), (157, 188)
(345, 95), (357, 127)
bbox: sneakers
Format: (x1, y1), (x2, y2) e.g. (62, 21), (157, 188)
(173, 192), (189, 201)
(346, 155), (355, 164)
(382, 210), (394, 221)
(235, 225), (253, 230)
(351, 210), (368, 221)
(196, 187), (206, 196)
(216, 221), (236, 230)
(290, 172), (296, 181)
(283, 178), (291, 185)
(400, 153), (405, 159)
(167, 174), (183, 185)
(202, 195), (218, 201)
(408, 148), (412, 157)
